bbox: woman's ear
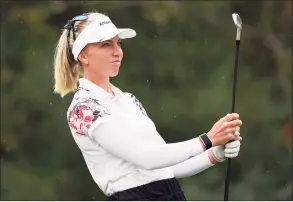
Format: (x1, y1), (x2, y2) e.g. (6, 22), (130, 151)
(78, 51), (89, 65)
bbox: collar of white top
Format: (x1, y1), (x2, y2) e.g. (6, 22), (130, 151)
(78, 78), (122, 100)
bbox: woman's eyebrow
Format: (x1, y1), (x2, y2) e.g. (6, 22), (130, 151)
(103, 40), (112, 43)
(103, 39), (121, 43)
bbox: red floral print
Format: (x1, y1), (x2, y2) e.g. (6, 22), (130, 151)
(68, 98), (109, 135)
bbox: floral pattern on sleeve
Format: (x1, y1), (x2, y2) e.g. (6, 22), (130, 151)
(130, 94), (148, 117)
(68, 98), (109, 135)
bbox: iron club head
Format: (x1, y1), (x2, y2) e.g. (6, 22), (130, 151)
(232, 13), (242, 41)
(232, 13), (242, 29)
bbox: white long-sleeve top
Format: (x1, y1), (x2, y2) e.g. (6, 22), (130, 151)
(67, 78), (216, 196)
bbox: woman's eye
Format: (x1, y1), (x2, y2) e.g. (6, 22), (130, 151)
(118, 41), (122, 47)
(101, 43), (109, 48)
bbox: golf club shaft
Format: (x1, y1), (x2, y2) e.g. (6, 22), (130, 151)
(231, 40), (240, 113)
(224, 39), (240, 201)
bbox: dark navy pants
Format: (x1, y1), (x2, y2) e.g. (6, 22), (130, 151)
(109, 178), (187, 201)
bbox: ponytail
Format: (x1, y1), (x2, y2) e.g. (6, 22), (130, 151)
(53, 12), (103, 97)
(53, 29), (80, 98)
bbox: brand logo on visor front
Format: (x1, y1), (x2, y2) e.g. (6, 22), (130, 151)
(100, 20), (111, 26)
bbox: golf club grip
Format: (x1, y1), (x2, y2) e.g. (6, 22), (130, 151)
(224, 158), (232, 200)
(224, 40), (240, 201)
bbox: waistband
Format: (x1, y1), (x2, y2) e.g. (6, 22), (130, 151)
(109, 177), (185, 201)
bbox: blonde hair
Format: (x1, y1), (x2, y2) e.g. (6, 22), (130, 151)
(53, 12), (106, 97)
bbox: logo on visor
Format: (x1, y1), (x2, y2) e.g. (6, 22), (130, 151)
(100, 20), (111, 26)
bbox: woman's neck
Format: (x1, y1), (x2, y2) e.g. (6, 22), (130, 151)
(84, 74), (112, 94)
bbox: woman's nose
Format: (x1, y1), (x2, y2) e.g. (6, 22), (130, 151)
(113, 45), (123, 57)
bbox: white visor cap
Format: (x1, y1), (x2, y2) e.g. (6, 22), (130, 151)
(72, 15), (136, 61)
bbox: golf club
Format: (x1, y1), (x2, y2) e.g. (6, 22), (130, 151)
(223, 13), (243, 201)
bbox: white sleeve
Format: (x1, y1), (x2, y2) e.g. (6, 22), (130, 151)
(90, 116), (205, 170)
(169, 150), (215, 178)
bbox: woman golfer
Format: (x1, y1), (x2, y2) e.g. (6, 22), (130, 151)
(53, 12), (243, 201)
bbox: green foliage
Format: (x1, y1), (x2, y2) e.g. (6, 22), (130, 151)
(1, 1), (292, 200)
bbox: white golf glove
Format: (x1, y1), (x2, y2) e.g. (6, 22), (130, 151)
(211, 140), (241, 162)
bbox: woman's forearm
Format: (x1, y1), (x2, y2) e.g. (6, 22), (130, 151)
(169, 150), (216, 178)
(91, 118), (205, 170)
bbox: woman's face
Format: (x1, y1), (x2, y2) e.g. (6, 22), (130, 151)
(79, 35), (123, 79)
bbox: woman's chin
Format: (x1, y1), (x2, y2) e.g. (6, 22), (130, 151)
(108, 63), (120, 77)
(110, 70), (119, 77)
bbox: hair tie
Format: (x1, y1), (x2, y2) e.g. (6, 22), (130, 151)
(64, 20), (74, 30)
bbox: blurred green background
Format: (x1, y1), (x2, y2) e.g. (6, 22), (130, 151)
(1, 1), (292, 200)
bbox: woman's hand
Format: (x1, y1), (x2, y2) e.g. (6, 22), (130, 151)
(207, 113), (242, 146)
(210, 140), (242, 163)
